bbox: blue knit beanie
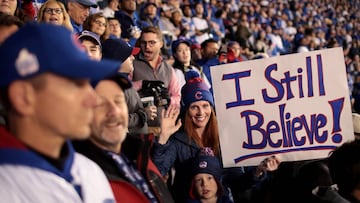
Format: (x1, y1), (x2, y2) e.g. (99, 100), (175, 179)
(192, 147), (222, 181)
(181, 71), (214, 110)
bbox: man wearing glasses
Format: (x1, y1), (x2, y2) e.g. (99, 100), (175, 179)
(132, 26), (181, 133)
(65, 0), (97, 33)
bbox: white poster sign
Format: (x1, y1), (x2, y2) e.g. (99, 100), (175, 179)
(211, 48), (354, 167)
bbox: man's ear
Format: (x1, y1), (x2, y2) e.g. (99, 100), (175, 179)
(8, 81), (36, 116)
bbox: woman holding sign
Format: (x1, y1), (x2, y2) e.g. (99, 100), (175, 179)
(152, 71), (280, 203)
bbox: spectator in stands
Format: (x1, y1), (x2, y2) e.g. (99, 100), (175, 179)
(172, 38), (211, 88)
(187, 148), (233, 203)
(78, 30), (103, 61)
(159, 3), (180, 53)
(16, 0), (36, 22)
(235, 13), (251, 46)
(265, 25), (286, 56)
(102, 38), (158, 135)
(132, 26), (181, 132)
(293, 159), (333, 203)
(254, 30), (269, 55)
(114, 0), (143, 44)
(192, 2), (211, 44)
(0, 13), (23, 125)
(73, 72), (176, 203)
(101, 0), (118, 18)
(37, 0), (73, 31)
(195, 38), (220, 86)
(227, 41), (244, 63)
(140, 2), (159, 27)
(181, 4), (196, 40)
(152, 71), (280, 203)
(210, 9), (226, 42)
(0, 13), (23, 44)
(326, 140), (360, 202)
(0, 23), (119, 202)
(105, 17), (121, 39)
(79, 30), (155, 135)
(83, 12), (108, 41)
(225, 10), (240, 41)
(65, 0), (97, 33)
(191, 42), (202, 64)
(0, 0), (17, 15)
(170, 8), (186, 39)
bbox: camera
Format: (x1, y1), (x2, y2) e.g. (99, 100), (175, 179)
(138, 80), (171, 109)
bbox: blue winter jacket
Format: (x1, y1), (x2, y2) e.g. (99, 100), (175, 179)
(152, 131), (265, 203)
(152, 131), (200, 202)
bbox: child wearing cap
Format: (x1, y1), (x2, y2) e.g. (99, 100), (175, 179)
(188, 148), (233, 203)
(78, 30), (103, 60)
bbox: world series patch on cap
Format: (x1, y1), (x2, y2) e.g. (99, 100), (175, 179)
(0, 23), (120, 88)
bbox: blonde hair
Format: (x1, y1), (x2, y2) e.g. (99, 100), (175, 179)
(37, 0), (73, 32)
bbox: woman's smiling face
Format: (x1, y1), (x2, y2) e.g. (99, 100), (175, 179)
(188, 100), (212, 130)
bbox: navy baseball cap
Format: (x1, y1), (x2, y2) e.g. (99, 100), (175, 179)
(74, 0), (97, 8)
(0, 23), (120, 88)
(102, 38), (140, 62)
(103, 72), (132, 90)
(171, 38), (191, 54)
(78, 30), (102, 49)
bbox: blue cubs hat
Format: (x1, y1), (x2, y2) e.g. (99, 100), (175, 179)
(78, 30), (102, 49)
(0, 23), (120, 88)
(192, 147), (222, 179)
(181, 71), (214, 110)
(189, 147), (223, 199)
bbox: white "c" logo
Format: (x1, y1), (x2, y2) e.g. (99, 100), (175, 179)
(195, 91), (203, 100)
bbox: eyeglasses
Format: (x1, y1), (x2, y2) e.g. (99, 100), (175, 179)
(94, 19), (106, 27)
(44, 8), (63, 14)
(140, 40), (158, 47)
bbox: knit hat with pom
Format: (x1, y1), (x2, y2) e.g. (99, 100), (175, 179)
(191, 147), (222, 180)
(181, 70), (214, 110)
(189, 147), (223, 199)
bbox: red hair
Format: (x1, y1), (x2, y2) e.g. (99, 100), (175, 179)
(184, 107), (220, 155)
